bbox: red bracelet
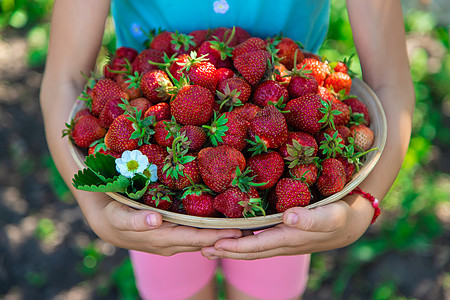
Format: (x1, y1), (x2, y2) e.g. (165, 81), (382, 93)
(348, 187), (381, 224)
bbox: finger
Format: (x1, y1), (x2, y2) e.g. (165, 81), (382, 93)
(283, 202), (350, 232)
(201, 245), (291, 260)
(203, 226), (296, 254)
(104, 201), (163, 231)
(163, 225), (244, 248)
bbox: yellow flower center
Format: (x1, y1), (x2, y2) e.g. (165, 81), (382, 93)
(127, 160), (139, 172)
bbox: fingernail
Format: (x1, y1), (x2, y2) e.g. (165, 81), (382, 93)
(207, 256), (219, 260)
(286, 213), (298, 225)
(146, 214), (158, 227)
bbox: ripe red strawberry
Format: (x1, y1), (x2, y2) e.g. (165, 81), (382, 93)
(248, 105), (288, 150)
(168, 54), (191, 81)
(252, 80), (289, 107)
(179, 125), (207, 152)
(336, 156), (355, 183)
(170, 85), (215, 126)
(316, 158), (346, 196)
(232, 37), (267, 59)
(287, 73), (318, 99)
(285, 94), (325, 134)
(138, 143), (167, 180)
(205, 112), (250, 151)
(274, 63), (291, 84)
(278, 131), (318, 159)
(65, 115), (106, 148)
(150, 31), (174, 55)
(140, 70), (173, 104)
(104, 114), (139, 152)
(350, 124), (374, 151)
(153, 119), (177, 148)
(182, 192), (216, 217)
(233, 49), (271, 85)
(215, 67), (235, 85)
(130, 97), (151, 113)
(247, 151), (284, 189)
(197, 145), (246, 193)
(234, 26), (251, 44)
(324, 71), (352, 95)
(331, 98), (350, 127)
(188, 29), (210, 48)
(336, 125), (353, 145)
(216, 77), (252, 110)
(318, 85), (337, 103)
(275, 178), (311, 212)
(116, 70), (142, 100)
(333, 61), (348, 73)
(213, 187), (261, 218)
(160, 156), (201, 190)
(342, 97), (371, 126)
(297, 58), (330, 86)
(91, 78), (129, 117)
(181, 183), (216, 217)
(169, 31), (197, 55)
(229, 103), (261, 122)
(73, 108), (92, 122)
(144, 102), (171, 122)
(274, 37), (304, 70)
(88, 144), (122, 158)
(132, 48), (165, 75)
(197, 40), (233, 69)
(142, 183), (174, 210)
(98, 98), (125, 128)
(180, 53), (218, 92)
(289, 163), (318, 186)
(316, 128), (346, 158)
(115, 46), (138, 62)
(209, 27), (238, 47)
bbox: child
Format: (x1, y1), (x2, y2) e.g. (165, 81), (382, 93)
(40, 0), (414, 299)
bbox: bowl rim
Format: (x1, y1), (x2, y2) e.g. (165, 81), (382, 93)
(67, 78), (387, 229)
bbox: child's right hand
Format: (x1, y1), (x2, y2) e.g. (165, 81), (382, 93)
(78, 191), (243, 256)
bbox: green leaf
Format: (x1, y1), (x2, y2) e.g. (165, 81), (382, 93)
(126, 174), (151, 200)
(84, 153), (119, 182)
(73, 171), (130, 193)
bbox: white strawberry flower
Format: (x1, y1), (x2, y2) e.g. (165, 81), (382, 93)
(115, 150), (149, 178)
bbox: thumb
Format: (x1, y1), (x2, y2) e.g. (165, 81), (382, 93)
(282, 202), (348, 232)
(105, 201), (163, 231)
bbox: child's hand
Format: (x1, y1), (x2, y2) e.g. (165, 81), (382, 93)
(201, 195), (374, 260)
(83, 192), (243, 256)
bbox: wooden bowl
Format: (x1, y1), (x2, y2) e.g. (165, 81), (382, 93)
(68, 78), (387, 229)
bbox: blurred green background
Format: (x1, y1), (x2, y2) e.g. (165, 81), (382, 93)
(0, 0), (448, 299)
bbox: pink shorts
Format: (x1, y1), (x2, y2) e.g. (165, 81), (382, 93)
(130, 251), (310, 300)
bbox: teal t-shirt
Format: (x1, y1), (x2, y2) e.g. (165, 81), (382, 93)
(111, 0), (330, 53)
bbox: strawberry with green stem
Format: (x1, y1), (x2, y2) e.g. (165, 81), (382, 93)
(252, 80), (289, 107)
(247, 151), (284, 190)
(213, 187), (265, 218)
(170, 30), (197, 55)
(197, 145), (246, 193)
(142, 183), (175, 210)
(181, 177), (217, 217)
(63, 114), (106, 148)
(317, 129), (346, 159)
(216, 77), (251, 111)
(275, 178), (311, 212)
(104, 102), (155, 152)
(160, 133), (200, 190)
(197, 26), (235, 69)
(316, 158), (347, 196)
(177, 51), (218, 93)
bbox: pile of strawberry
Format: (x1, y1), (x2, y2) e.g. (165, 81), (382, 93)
(66, 27), (375, 218)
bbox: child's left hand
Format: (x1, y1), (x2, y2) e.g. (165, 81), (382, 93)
(201, 194), (374, 260)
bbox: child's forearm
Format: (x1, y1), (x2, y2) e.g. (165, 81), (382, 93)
(40, 0), (111, 219)
(346, 0), (415, 200)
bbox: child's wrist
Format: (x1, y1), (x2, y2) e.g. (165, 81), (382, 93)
(348, 187), (381, 224)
